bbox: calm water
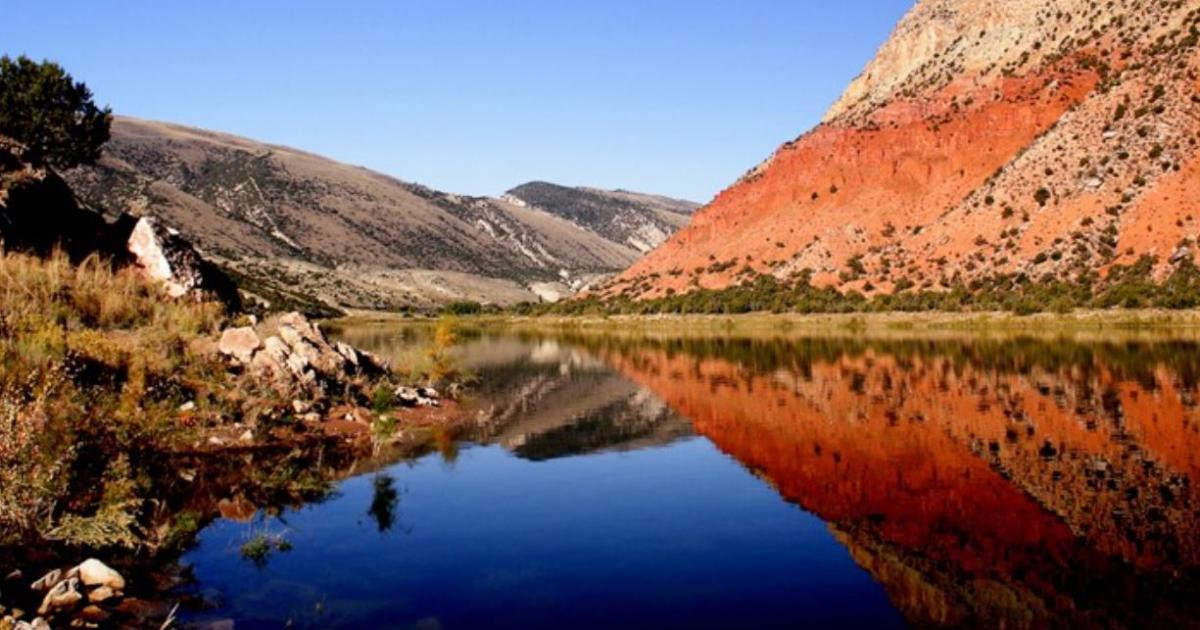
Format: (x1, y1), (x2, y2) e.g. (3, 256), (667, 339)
(180, 328), (1200, 629)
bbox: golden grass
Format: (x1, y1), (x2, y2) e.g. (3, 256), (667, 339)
(0, 250), (229, 547)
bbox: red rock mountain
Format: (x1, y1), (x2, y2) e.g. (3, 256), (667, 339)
(605, 0), (1200, 299)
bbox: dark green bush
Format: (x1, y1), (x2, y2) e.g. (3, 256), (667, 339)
(0, 55), (111, 168)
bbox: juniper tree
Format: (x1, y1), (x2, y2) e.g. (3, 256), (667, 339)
(0, 55), (111, 168)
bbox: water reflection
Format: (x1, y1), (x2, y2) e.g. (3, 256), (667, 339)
(367, 474), (401, 533)
(545, 332), (1200, 627)
(185, 326), (1200, 629)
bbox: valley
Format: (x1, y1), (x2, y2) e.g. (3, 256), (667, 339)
(65, 117), (698, 312)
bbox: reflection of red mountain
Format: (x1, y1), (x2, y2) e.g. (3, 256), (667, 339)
(600, 347), (1200, 626)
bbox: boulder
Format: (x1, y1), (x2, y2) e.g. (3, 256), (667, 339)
(335, 342), (360, 368)
(29, 570), (61, 593)
(218, 327), (262, 364)
(262, 336), (292, 362)
(395, 387), (420, 407)
(247, 336), (291, 382)
(395, 386), (439, 407)
(87, 586), (116, 604)
(285, 351), (310, 379)
(277, 319), (344, 377)
(122, 216), (241, 309)
(37, 577), (82, 615)
(75, 559), (124, 591)
(359, 349), (390, 375)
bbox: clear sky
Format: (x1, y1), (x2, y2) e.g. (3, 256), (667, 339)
(2, 1), (912, 203)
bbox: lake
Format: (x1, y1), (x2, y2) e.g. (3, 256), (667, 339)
(179, 324), (1200, 629)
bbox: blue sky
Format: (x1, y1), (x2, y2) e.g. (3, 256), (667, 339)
(2, 1), (911, 202)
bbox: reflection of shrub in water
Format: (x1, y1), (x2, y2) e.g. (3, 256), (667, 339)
(368, 474), (399, 533)
(554, 332), (1200, 392)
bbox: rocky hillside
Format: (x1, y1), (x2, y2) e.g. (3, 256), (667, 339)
(604, 0), (1200, 300)
(503, 181), (697, 253)
(0, 135), (240, 308)
(65, 117), (670, 310)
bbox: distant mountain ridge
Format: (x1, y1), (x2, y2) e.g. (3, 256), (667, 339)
(66, 117), (692, 310)
(503, 181), (698, 253)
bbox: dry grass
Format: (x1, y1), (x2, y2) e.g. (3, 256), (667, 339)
(0, 250), (229, 547)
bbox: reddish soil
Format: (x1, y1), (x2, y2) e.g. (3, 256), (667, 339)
(603, 0), (1200, 299)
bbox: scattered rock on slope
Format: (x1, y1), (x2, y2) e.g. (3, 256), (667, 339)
(65, 118), (663, 309)
(503, 181), (698, 253)
(606, 0), (1200, 300)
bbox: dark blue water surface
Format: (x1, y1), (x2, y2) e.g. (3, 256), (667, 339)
(183, 439), (902, 629)
(178, 330), (1200, 629)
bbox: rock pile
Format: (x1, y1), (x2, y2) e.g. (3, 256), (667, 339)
(2, 559), (128, 629)
(218, 312), (391, 410)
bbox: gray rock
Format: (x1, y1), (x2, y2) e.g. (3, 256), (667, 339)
(285, 352), (310, 378)
(335, 342), (360, 367)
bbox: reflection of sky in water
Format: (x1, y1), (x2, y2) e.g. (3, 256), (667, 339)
(181, 329), (1200, 628)
(183, 440), (901, 629)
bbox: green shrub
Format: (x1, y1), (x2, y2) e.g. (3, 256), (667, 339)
(0, 55), (111, 168)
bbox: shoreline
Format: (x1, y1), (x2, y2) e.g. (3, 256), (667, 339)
(0, 402), (470, 629)
(333, 308), (1200, 341)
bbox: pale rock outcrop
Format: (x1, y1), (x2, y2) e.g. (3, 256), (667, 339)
(122, 215), (241, 309)
(75, 559), (125, 591)
(218, 327), (262, 364)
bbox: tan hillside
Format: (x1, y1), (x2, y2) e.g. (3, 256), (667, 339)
(603, 0), (1200, 300)
(66, 117), (650, 310)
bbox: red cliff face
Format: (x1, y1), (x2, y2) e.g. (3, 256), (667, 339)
(605, 0), (1200, 299)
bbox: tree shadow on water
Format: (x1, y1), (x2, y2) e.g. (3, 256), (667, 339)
(368, 474), (409, 534)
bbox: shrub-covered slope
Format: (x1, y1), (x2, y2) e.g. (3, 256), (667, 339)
(604, 0), (1200, 303)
